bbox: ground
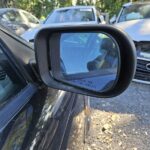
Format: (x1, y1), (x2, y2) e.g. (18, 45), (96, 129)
(67, 82), (150, 150)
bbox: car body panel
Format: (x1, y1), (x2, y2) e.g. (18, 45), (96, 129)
(114, 2), (150, 84)
(0, 83), (37, 132)
(0, 25), (77, 150)
(21, 22), (98, 42)
(115, 19), (150, 42)
(21, 6), (105, 42)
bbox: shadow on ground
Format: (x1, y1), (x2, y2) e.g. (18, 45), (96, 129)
(90, 82), (150, 120)
(68, 82), (150, 150)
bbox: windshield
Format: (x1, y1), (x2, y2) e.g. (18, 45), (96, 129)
(118, 4), (150, 22)
(45, 8), (95, 24)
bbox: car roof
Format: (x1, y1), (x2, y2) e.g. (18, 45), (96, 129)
(0, 8), (27, 14)
(54, 6), (95, 11)
(123, 2), (150, 7)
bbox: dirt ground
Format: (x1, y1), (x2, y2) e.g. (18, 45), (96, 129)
(67, 82), (150, 150)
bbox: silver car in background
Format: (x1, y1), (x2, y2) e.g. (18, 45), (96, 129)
(21, 6), (106, 42)
(0, 8), (40, 35)
(111, 2), (150, 84)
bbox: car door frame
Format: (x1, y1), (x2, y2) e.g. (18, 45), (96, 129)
(0, 29), (38, 139)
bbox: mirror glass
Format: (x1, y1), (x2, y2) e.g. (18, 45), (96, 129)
(59, 32), (120, 92)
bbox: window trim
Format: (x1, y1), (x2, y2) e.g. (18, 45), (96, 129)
(0, 83), (37, 132)
(0, 38), (29, 84)
(0, 38), (37, 132)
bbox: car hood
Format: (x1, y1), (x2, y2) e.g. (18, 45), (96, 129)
(21, 21), (97, 42)
(21, 25), (45, 42)
(115, 19), (150, 42)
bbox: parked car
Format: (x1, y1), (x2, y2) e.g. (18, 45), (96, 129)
(0, 8), (40, 35)
(21, 6), (106, 42)
(0, 22), (136, 150)
(110, 2), (150, 84)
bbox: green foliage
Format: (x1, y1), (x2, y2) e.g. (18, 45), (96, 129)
(1, 0), (139, 19)
(101, 0), (139, 17)
(7, 0), (53, 18)
(95, 0), (130, 17)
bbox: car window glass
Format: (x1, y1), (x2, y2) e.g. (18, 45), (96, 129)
(119, 4), (150, 22)
(0, 48), (25, 108)
(14, 10), (24, 22)
(46, 8), (95, 24)
(1, 11), (16, 22)
(22, 11), (39, 24)
(1, 10), (23, 23)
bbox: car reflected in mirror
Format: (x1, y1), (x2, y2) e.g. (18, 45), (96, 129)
(59, 32), (120, 92)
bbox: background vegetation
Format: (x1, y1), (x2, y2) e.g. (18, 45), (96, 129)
(0, 0), (142, 19)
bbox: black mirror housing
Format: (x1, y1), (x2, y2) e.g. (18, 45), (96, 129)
(35, 25), (136, 98)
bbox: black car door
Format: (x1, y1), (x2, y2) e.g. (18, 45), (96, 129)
(0, 40), (38, 150)
(0, 27), (78, 150)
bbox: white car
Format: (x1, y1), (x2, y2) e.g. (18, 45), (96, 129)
(21, 6), (106, 42)
(110, 2), (150, 84)
(0, 8), (40, 35)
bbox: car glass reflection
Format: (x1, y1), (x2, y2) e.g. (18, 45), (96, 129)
(60, 32), (118, 75)
(59, 32), (119, 92)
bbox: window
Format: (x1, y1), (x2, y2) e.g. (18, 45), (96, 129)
(1, 11), (16, 22)
(1, 10), (24, 23)
(0, 48), (25, 108)
(46, 8), (95, 24)
(22, 11), (39, 24)
(14, 11), (24, 23)
(119, 4), (150, 22)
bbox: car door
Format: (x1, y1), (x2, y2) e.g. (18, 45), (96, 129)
(0, 42), (37, 150)
(0, 26), (78, 150)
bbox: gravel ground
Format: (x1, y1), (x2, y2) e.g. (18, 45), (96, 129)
(67, 82), (150, 150)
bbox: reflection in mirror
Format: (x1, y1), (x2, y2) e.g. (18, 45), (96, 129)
(59, 32), (120, 92)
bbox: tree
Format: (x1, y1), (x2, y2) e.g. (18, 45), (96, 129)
(0, 0), (140, 19)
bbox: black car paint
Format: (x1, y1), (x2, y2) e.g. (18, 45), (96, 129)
(0, 26), (78, 150)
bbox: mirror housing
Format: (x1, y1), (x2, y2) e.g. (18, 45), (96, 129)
(35, 25), (136, 98)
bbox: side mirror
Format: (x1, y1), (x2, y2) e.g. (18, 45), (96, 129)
(35, 25), (136, 98)
(110, 15), (117, 24)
